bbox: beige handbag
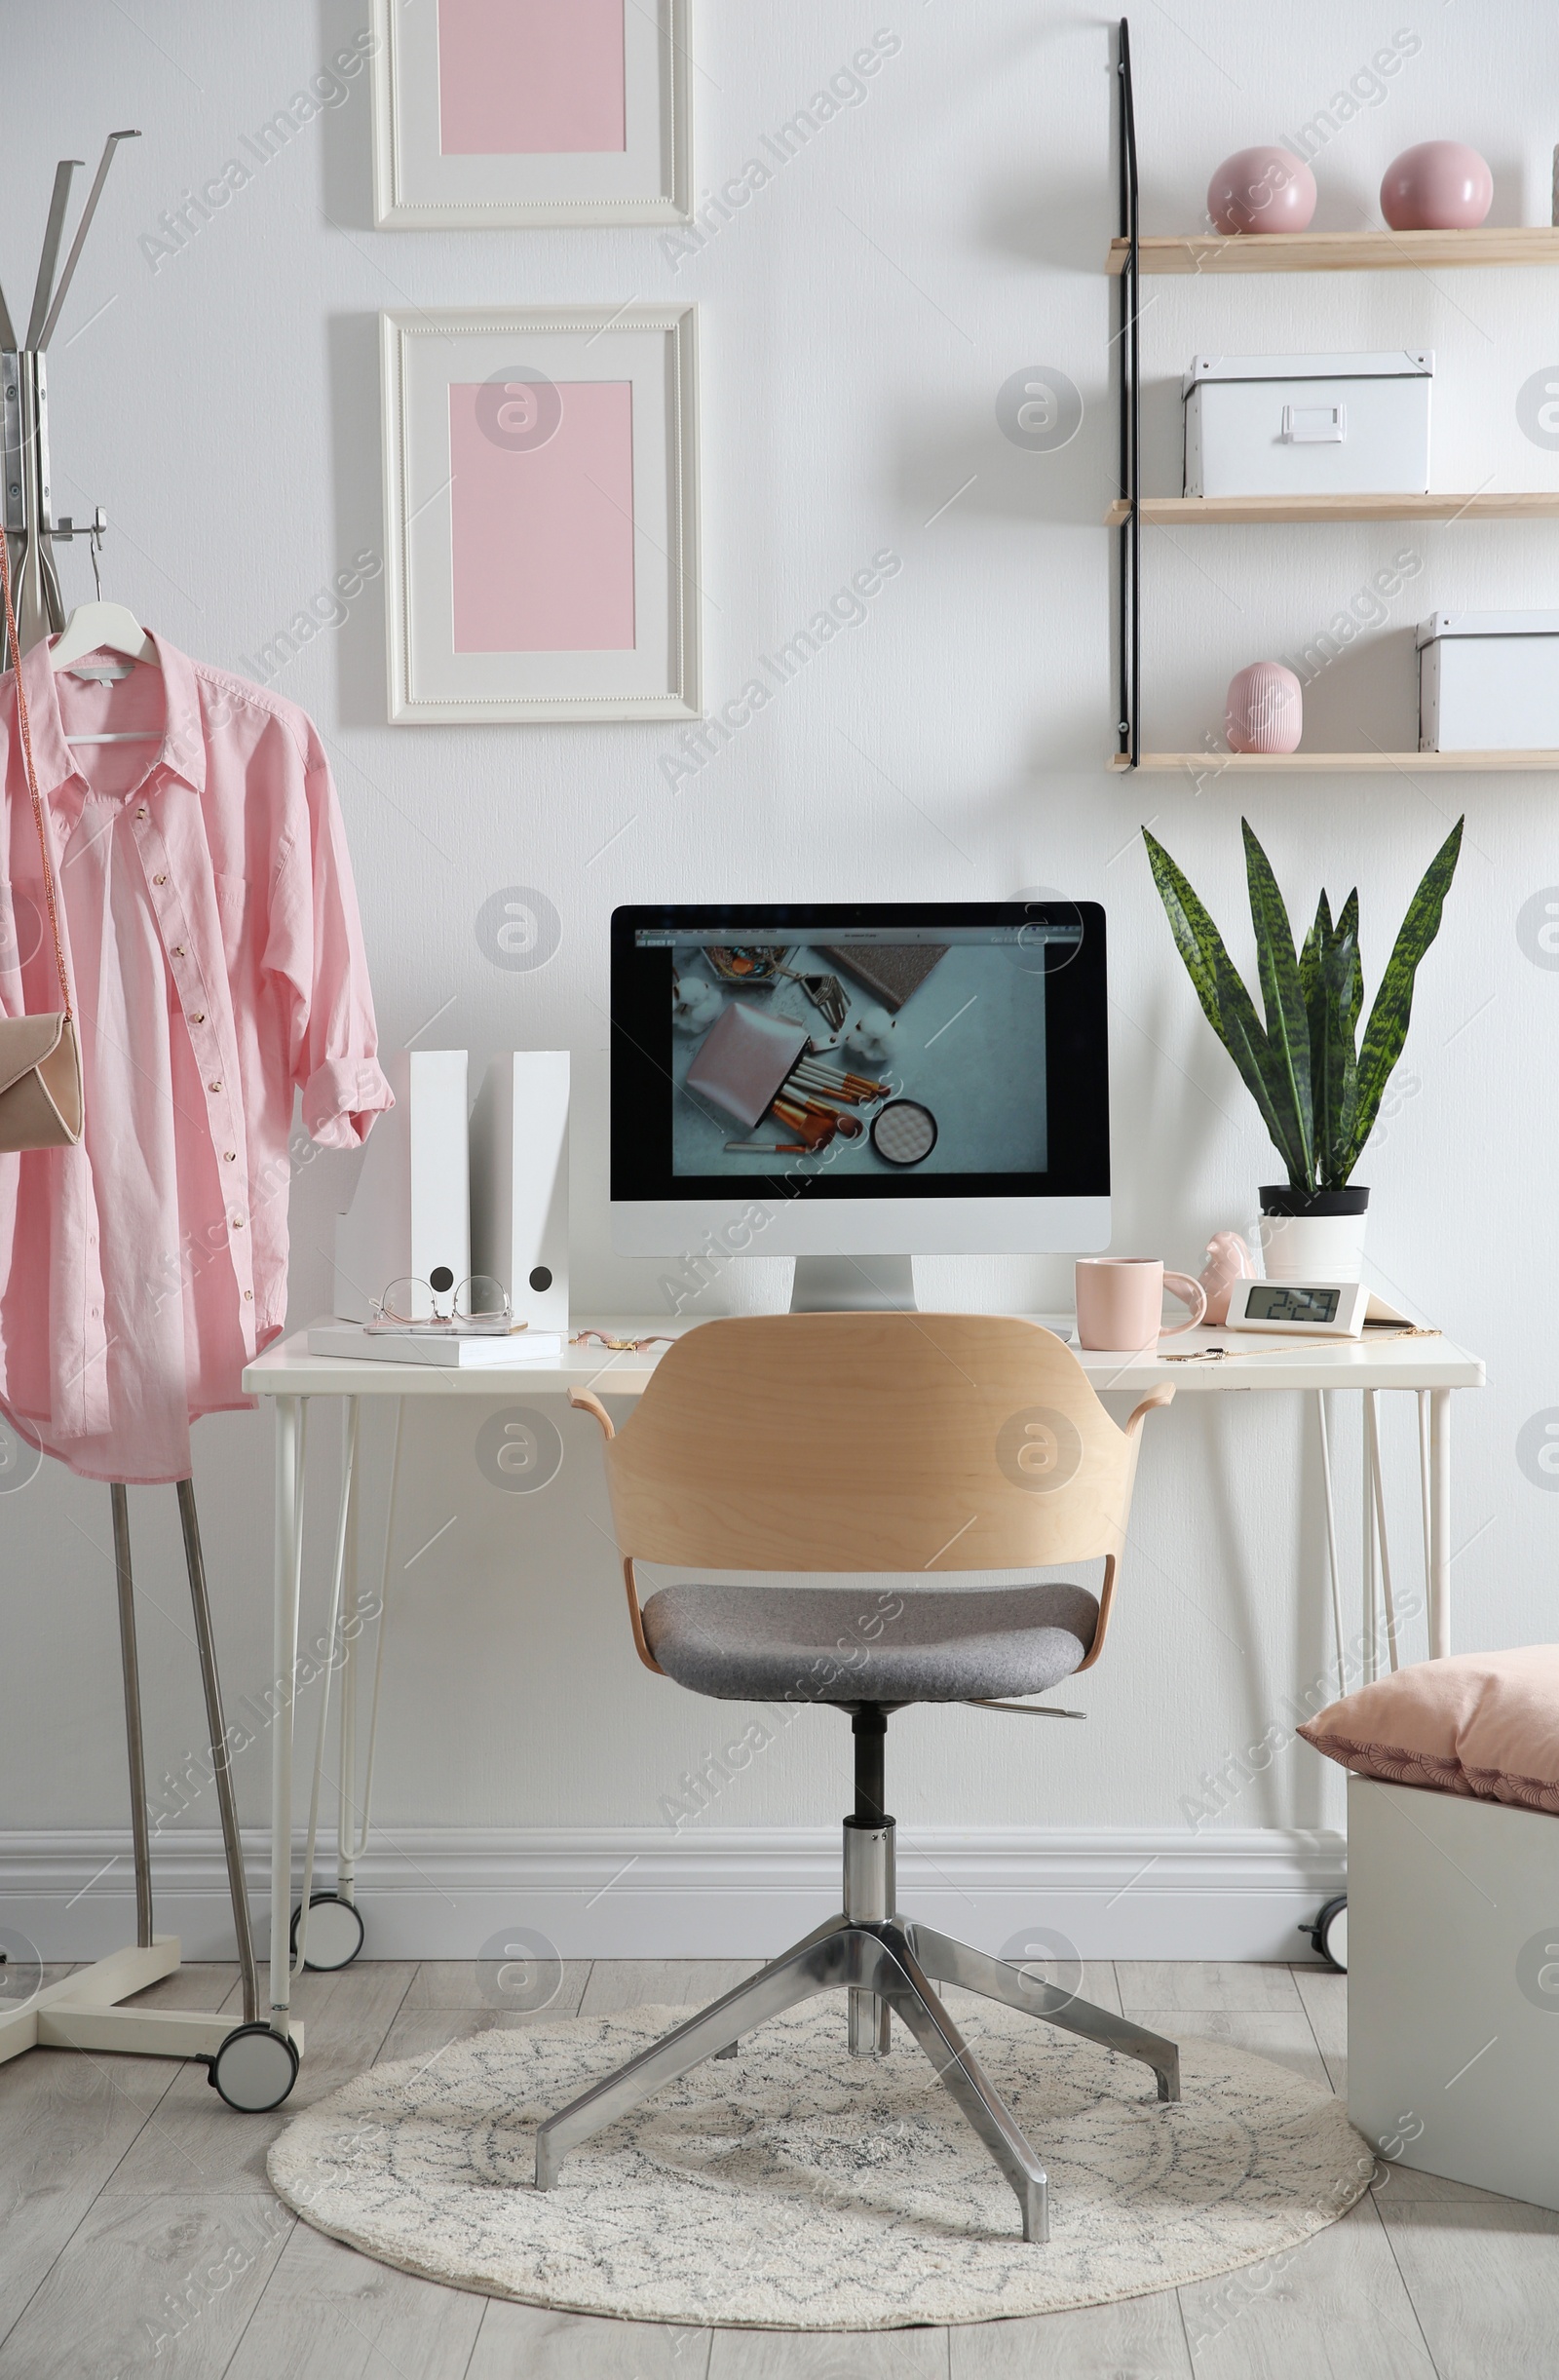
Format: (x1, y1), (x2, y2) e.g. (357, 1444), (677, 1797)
(0, 528), (82, 1152)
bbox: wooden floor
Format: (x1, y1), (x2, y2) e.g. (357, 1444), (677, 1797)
(1, 1955), (1553, 2377)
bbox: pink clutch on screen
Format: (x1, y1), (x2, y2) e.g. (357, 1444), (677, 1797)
(685, 1003), (810, 1130)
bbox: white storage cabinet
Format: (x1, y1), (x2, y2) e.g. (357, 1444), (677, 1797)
(1183, 352), (1432, 499)
(1348, 1774), (1559, 2211)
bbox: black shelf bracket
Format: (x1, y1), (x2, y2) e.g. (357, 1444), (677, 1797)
(1116, 19), (1140, 767)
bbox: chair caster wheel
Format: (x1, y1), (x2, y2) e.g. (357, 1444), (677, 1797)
(203, 2022), (299, 2112)
(290, 1893), (365, 1972)
(1299, 1894), (1348, 1973)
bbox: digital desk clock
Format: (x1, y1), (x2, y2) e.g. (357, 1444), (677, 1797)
(1224, 1279), (1371, 1338)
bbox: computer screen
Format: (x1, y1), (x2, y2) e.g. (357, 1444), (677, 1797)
(610, 902), (1109, 1262)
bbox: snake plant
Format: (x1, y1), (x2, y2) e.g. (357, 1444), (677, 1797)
(1141, 815), (1464, 1196)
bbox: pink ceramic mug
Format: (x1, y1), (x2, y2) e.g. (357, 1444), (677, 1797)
(1075, 1258), (1207, 1351)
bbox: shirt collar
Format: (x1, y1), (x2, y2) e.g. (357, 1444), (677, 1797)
(18, 628), (208, 798)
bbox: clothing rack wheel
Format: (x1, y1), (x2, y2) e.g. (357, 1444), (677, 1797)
(204, 2019), (299, 2112)
(0, 1478), (302, 2108)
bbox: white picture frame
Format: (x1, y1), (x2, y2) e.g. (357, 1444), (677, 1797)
(380, 306), (702, 725)
(370, 0), (693, 228)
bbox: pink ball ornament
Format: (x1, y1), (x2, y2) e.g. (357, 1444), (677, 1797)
(1206, 146), (1317, 236)
(1380, 141), (1493, 231)
(1226, 662), (1303, 754)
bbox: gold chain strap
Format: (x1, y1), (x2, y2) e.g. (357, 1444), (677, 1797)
(0, 533), (72, 1018)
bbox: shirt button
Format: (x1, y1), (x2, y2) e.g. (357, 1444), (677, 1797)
(171, 944), (185, 957)
(224, 1150), (236, 1162)
(135, 807), (147, 820)
(191, 1012), (205, 1023)
(244, 1289), (253, 1301)
(153, 873), (167, 886)
(232, 1217), (245, 1230)
(209, 1079), (222, 1093)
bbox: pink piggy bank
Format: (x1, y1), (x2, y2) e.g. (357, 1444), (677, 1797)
(1380, 142), (1493, 231)
(1198, 1230), (1256, 1327)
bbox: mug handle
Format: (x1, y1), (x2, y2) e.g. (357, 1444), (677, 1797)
(1160, 1271), (1208, 1336)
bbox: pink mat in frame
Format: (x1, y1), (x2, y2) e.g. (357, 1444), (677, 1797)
(448, 380), (637, 655)
(437, 0), (627, 157)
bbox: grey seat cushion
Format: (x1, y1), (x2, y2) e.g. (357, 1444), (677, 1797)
(639, 1582), (1100, 1705)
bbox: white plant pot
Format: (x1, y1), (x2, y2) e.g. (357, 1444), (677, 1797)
(1257, 1205), (1369, 1284)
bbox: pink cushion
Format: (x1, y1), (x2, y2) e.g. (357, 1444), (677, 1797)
(1299, 1646), (1559, 1814)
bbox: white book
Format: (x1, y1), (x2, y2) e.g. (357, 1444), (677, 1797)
(307, 1323), (563, 1368)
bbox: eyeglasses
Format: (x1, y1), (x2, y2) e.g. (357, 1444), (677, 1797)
(368, 1273), (517, 1335)
(571, 1330), (675, 1354)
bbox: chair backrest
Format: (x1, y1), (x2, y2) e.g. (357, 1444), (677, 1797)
(602, 1313), (1154, 1575)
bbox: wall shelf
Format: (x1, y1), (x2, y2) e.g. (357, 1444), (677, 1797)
(1109, 750), (1559, 773)
(1107, 227), (1559, 276)
(1106, 492), (1559, 527)
(1107, 22), (1559, 768)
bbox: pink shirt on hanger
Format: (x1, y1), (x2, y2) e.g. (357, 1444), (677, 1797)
(0, 634), (392, 1483)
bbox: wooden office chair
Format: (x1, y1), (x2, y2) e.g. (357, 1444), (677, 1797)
(539, 1313), (1180, 2243)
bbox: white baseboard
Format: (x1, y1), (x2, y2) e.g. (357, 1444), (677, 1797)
(1, 1825), (1346, 1965)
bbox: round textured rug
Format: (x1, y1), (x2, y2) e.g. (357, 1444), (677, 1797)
(268, 1995), (1374, 2329)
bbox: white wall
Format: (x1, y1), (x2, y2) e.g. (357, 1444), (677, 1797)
(2, 2), (1549, 1962)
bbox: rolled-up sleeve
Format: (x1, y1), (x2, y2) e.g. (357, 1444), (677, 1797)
(270, 737), (393, 1149)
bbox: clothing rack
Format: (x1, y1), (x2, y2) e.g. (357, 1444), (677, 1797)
(0, 135), (302, 2113)
(1, 131), (136, 667)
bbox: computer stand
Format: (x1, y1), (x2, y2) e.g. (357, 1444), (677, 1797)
(789, 1255), (917, 1313)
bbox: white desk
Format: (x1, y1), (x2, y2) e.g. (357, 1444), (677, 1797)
(243, 1315), (1484, 2051)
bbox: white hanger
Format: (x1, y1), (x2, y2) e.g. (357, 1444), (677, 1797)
(51, 598), (159, 744)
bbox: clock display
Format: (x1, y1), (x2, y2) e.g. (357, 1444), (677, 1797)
(1244, 1284), (1342, 1324)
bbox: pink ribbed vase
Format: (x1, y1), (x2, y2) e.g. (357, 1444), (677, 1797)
(1226, 662), (1303, 753)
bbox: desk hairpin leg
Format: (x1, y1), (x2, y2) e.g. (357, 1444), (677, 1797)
(1363, 1393), (1400, 1674)
(290, 1395), (404, 1973)
(1426, 1389), (1451, 1660)
(269, 1396), (307, 2040)
(336, 1399), (360, 1912)
(1361, 1395), (1379, 1686)
(1314, 1392), (1347, 1701)
(289, 1399), (364, 1976)
(353, 1398), (405, 1865)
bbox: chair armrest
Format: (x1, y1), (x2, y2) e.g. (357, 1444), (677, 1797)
(568, 1387), (616, 1440)
(1076, 1384), (1176, 1674)
(565, 1394), (664, 1676)
(623, 1557), (666, 1676)
(1125, 1381), (1175, 1436)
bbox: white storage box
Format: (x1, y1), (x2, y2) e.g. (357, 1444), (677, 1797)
(1183, 352), (1432, 498)
(470, 1051), (571, 1335)
(1418, 611), (1559, 751)
(1348, 1775), (1559, 2210)
(332, 1049), (470, 1324)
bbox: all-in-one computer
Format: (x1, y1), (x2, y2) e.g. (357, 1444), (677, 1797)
(611, 902), (1109, 1309)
